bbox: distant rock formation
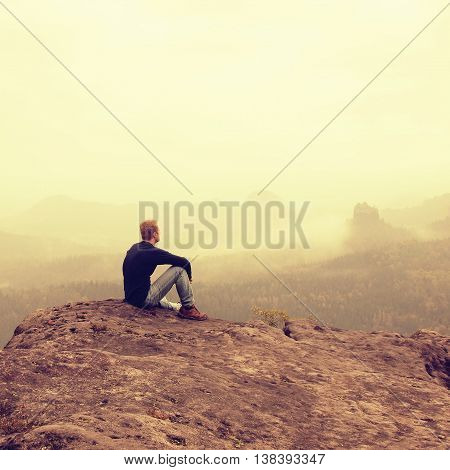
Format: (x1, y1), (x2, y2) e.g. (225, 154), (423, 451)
(346, 202), (414, 251)
(353, 202), (381, 224)
(0, 299), (448, 450)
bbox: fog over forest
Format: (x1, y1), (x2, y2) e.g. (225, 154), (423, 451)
(1, 1), (448, 348)
(1, 193), (449, 347)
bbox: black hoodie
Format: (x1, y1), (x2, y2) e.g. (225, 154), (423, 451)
(122, 241), (192, 308)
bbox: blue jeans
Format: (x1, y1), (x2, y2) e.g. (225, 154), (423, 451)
(144, 266), (194, 309)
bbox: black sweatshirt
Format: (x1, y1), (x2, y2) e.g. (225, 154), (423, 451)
(122, 241), (192, 308)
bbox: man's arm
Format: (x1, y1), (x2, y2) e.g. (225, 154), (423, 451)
(153, 247), (192, 280)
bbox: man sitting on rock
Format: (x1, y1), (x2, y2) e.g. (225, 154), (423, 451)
(122, 219), (208, 321)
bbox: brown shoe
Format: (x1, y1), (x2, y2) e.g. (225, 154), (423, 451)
(177, 305), (208, 321)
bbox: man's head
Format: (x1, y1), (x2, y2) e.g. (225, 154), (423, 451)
(140, 219), (160, 244)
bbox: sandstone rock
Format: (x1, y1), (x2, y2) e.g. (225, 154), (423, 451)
(0, 300), (448, 449)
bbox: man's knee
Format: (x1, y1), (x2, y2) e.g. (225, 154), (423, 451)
(170, 266), (187, 279)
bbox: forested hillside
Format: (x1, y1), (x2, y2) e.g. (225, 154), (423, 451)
(194, 238), (450, 334)
(1, 238), (448, 347)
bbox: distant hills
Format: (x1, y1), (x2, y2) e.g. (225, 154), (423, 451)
(0, 195), (140, 250)
(380, 193), (450, 230)
(0, 230), (105, 261)
(0, 193), (448, 258)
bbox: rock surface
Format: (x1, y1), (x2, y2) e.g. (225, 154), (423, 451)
(0, 299), (448, 450)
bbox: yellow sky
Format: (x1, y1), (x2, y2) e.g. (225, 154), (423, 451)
(1, 0), (449, 216)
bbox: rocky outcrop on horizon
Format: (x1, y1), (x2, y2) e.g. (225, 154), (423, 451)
(0, 299), (448, 450)
(346, 202), (415, 251)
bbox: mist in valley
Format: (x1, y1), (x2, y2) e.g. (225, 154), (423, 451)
(1, 193), (449, 347)
(1, 1), (449, 347)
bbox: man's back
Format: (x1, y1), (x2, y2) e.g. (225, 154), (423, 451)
(122, 241), (191, 308)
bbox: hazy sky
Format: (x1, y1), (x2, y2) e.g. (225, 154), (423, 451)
(1, 0), (449, 216)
